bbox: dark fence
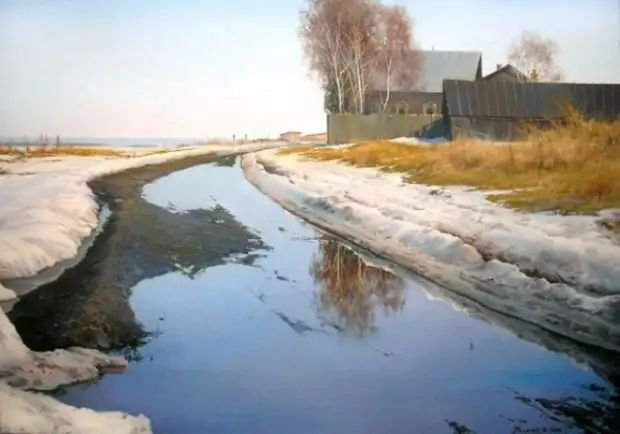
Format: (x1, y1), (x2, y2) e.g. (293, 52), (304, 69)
(448, 117), (549, 140)
(443, 80), (620, 120)
(327, 114), (438, 145)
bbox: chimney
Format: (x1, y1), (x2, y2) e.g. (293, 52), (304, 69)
(496, 63), (502, 71)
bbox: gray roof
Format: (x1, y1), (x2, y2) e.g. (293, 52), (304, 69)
(371, 50), (482, 93)
(483, 64), (528, 81)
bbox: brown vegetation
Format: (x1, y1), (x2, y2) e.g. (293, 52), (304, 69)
(281, 111), (620, 213)
(508, 30), (563, 82)
(0, 145), (125, 158)
(299, 0), (420, 114)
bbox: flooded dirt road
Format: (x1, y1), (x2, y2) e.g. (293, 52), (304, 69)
(10, 155), (620, 434)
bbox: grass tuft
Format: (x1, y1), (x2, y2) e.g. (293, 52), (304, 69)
(284, 109), (620, 213)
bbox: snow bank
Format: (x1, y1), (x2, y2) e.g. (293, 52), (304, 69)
(0, 282), (15, 302)
(0, 142), (283, 281)
(336, 237), (620, 383)
(389, 136), (447, 145)
(242, 149), (620, 352)
(0, 307), (150, 433)
(0, 383), (150, 434)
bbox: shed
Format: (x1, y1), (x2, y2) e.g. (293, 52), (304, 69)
(441, 80), (620, 140)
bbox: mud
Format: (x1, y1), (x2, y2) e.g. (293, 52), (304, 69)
(8, 153), (268, 353)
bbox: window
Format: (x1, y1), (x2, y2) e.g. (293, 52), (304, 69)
(396, 102), (408, 115)
(423, 101), (437, 116)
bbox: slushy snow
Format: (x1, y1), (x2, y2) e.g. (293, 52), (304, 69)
(0, 143), (284, 281)
(242, 149), (620, 352)
(0, 143), (284, 433)
(0, 303), (151, 433)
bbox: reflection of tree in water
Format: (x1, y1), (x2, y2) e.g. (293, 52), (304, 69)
(310, 238), (405, 335)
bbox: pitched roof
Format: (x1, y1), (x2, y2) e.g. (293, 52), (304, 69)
(371, 50), (482, 93)
(483, 64), (528, 82)
(442, 79), (620, 119)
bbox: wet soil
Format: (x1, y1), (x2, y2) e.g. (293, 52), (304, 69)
(8, 152), (267, 353)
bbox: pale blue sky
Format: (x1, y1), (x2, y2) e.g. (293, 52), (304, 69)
(0, 0), (618, 138)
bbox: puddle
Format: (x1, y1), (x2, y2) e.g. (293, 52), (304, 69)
(21, 157), (620, 433)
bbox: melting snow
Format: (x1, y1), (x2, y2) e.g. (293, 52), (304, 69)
(242, 149), (620, 352)
(0, 143), (284, 281)
(0, 142), (285, 433)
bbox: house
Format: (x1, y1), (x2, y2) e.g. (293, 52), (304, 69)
(366, 50), (483, 115)
(441, 80), (620, 140)
(483, 64), (529, 82)
(279, 131), (302, 142)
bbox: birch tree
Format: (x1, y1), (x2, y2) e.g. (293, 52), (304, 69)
(508, 30), (563, 82)
(374, 5), (421, 112)
(300, 0), (353, 113)
(299, 0), (419, 114)
(342, 0), (378, 113)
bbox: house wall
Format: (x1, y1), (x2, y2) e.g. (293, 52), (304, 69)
(365, 91), (443, 115)
(327, 114), (438, 145)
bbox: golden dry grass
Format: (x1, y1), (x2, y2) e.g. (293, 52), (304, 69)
(280, 110), (620, 213)
(0, 146), (125, 158)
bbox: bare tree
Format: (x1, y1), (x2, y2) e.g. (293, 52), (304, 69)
(374, 5), (421, 112)
(508, 30), (563, 82)
(300, 0), (353, 114)
(343, 0), (378, 113)
(299, 0), (419, 114)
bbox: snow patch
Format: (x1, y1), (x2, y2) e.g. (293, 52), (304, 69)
(0, 306), (149, 434)
(242, 149), (620, 352)
(0, 142), (283, 281)
(0, 282), (15, 302)
(0, 382), (150, 434)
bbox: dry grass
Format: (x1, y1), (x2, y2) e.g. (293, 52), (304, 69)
(278, 145), (315, 156)
(281, 110), (620, 213)
(0, 145), (125, 158)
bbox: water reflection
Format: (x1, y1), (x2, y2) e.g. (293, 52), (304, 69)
(311, 237), (405, 335)
(508, 384), (620, 434)
(447, 384), (620, 433)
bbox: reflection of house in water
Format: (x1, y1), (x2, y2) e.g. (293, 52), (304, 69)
(310, 238), (405, 335)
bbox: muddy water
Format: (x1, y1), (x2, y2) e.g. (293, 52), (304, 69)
(17, 156), (620, 433)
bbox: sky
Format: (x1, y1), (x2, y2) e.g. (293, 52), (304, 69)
(0, 0), (618, 139)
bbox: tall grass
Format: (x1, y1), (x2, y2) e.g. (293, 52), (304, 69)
(281, 109), (620, 213)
